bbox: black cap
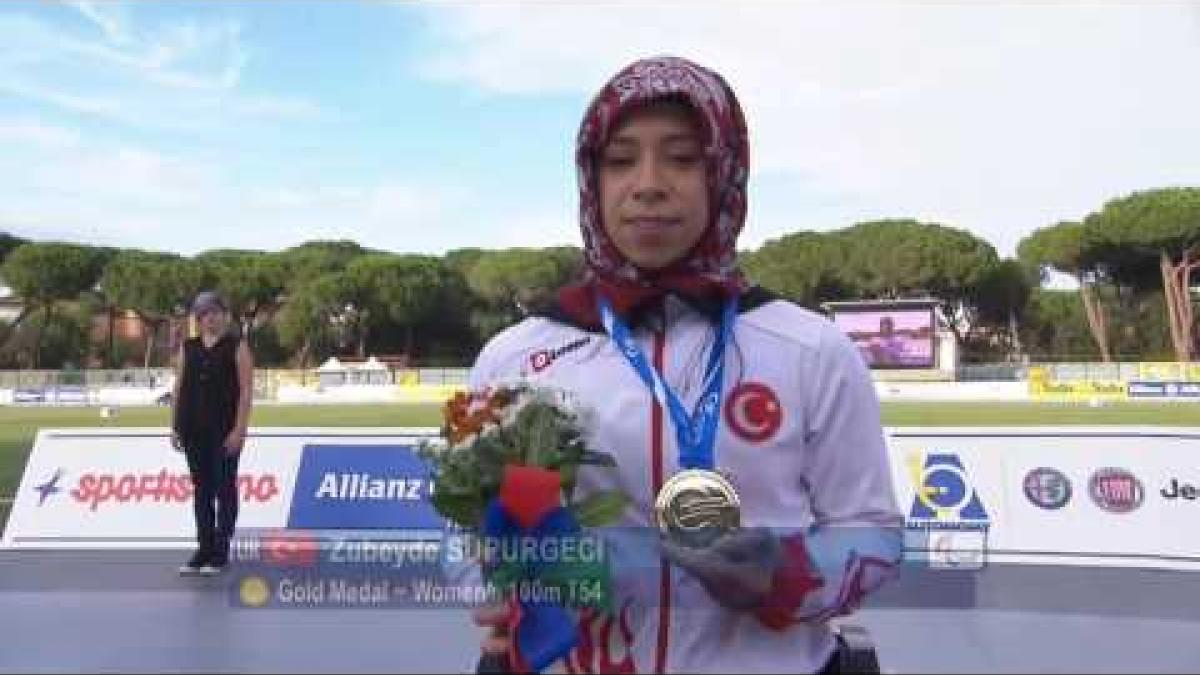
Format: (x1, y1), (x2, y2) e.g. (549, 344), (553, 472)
(191, 290), (227, 315)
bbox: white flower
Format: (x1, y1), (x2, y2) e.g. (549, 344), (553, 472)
(505, 388), (536, 421)
(501, 403), (522, 430)
(480, 421), (501, 439)
(466, 396), (490, 417)
(451, 432), (479, 452)
(487, 377), (533, 400)
(421, 438), (449, 459)
(568, 399), (593, 430)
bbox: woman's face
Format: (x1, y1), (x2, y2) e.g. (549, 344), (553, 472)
(598, 101), (709, 271)
(197, 308), (228, 335)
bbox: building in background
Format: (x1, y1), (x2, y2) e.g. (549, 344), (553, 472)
(0, 284), (21, 325)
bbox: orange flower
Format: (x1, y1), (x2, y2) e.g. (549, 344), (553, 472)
(488, 387), (514, 411)
(442, 387), (513, 446)
(444, 391), (470, 425)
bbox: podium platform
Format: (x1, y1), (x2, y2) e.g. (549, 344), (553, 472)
(1, 550), (1197, 673)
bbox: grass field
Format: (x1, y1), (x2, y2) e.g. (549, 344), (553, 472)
(1, 401), (1197, 532)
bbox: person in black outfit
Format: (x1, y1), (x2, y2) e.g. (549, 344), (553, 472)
(171, 291), (254, 576)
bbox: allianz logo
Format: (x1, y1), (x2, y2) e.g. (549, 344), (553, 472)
(315, 473), (432, 501)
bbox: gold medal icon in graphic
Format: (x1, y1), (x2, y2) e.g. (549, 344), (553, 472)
(239, 575), (271, 608)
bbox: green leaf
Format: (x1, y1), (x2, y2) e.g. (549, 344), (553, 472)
(431, 491), (484, 529)
(486, 560), (524, 592)
(570, 490), (630, 528)
(558, 463), (578, 500)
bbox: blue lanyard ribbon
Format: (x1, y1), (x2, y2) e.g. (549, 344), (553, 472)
(598, 296), (737, 471)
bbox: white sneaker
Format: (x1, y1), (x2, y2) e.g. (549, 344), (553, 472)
(198, 554), (227, 576)
(197, 564), (223, 576)
(179, 551), (207, 576)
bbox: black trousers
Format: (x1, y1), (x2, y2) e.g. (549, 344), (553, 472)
(183, 439), (241, 557)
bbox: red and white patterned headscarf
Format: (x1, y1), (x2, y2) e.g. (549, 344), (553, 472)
(557, 56), (751, 327)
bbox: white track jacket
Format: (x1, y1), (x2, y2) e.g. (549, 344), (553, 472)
(465, 288), (904, 674)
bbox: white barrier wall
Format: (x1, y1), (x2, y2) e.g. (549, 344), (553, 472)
(874, 381), (1028, 401)
(1, 428), (438, 549)
(0, 386), (171, 406)
(91, 386), (173, 406)
(889, 427), (1199, 571)
(274, 384), (462, 404)
(276, 385), (399, 404)
(5, 427), (1198, 572)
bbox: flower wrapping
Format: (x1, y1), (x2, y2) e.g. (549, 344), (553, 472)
(420, 382), (630, 673)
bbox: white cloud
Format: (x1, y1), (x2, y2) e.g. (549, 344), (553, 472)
(230, 95), (323, 120)
(0, 118), (82, 149)
(7, 2), (1196, 264)
(0, 135), (225, 248)
(65, 0), (131, 46)
(0, 78), (131, 121)
(474, 208), (579, 251)
(130, 19), (247, 91)
(412, 2), (1200, 256)
(0, 5), (316, 132)
(61, 1), (247, 91)
(0, 129), (479, 256)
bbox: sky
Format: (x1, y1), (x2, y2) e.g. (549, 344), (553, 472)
(1, 0), (1198, 260)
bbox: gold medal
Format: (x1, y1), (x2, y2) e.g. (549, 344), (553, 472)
(654, 469), (741, 548)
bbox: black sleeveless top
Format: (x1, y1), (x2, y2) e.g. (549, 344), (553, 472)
(176, 332), (241, 445)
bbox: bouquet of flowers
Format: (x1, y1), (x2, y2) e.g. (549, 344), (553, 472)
(419, 382), (629, 672)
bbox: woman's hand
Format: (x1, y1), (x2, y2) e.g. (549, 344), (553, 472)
(473, 601), (514, 658)
(661, 527), (782, 611)
(223, 428), (246, 455)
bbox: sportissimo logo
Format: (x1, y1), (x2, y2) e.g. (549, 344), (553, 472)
(66, 470), (280, 511)
(34, 469), (64, 506)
